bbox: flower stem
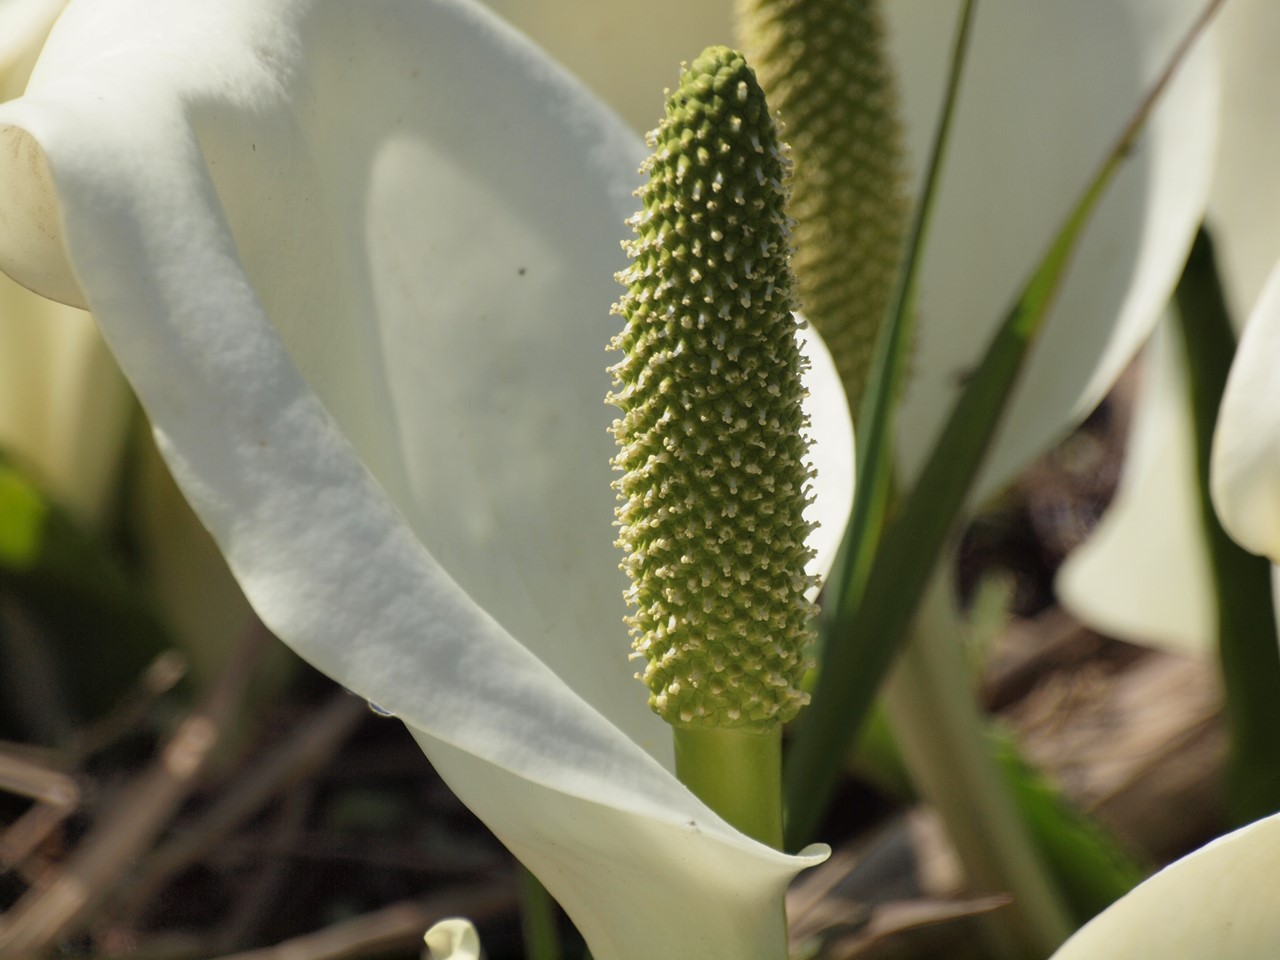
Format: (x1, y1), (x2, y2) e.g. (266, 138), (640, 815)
(674, 725), (783, 850)
(884, 575), (1073, 959)
(1173, 227), (1280, 824)
(517, 864), (564, 960)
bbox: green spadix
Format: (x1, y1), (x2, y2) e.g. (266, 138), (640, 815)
(609, 46), (817, 738)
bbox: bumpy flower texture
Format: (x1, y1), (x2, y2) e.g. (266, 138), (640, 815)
(737, 0), (906, 415)
(0, 2), (853, 960)
(611, 47), (817, 732)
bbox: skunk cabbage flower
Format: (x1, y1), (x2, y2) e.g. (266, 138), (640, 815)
(479, 0), (1218, 497)
(0, 0), (129, 524)
(736, 0), (908, 416)
(0, 1), (852, 958)
(609, 46), (818, 734)
(1059, 0), (1279, 651)
(1047, 812), (1280, 958)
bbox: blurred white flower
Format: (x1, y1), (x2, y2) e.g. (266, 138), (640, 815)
(1048, 811), (1280, 958)
(1057, 319), (1216, 652)
(1059, 0), (1280, 652)
(0, 1), (253, 686)
(0, 0), (129, 524)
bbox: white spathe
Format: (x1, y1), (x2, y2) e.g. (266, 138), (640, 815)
(0, 2), (851, 959)
(887, 0), (1215, 494)
(1057, 322), (1216, 653)
(1209, 2), (1280, 558)
(1056, 0), (1280, 653)
(1213, 262), (1280, 561)
(1048, 812), (1280, 958)
(0, 0), (266, 684)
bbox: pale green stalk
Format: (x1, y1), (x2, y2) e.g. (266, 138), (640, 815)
(674, 726), (783, 848)
(884, 575), (1073, 958)
(783, 0), (978, 845)
(518, 865), (564, 960)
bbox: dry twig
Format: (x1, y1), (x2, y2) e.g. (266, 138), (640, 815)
(0, 622), (268, 957)
(206, 882), (515, 960)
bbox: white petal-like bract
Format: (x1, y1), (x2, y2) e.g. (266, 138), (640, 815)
(1049, 813), (1280, 958)
(0, 2), (850, 958)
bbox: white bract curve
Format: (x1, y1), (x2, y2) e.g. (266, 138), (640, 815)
(0, 1), (854, 958)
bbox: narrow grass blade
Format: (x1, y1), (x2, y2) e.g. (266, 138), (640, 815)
(785, 0), (1227, 849)
(820, 0), (979, 633)
(1174, 228), (1280, 824)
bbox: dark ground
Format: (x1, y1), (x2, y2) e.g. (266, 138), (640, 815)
(0, 371), (1230, 959)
